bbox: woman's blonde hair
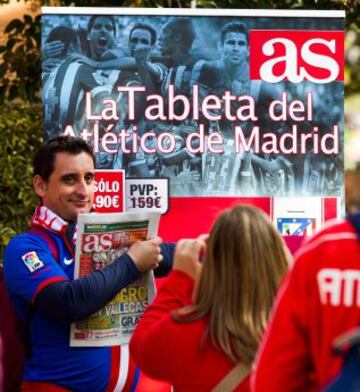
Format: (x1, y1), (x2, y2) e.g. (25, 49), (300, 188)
(174, 204), (290, 366)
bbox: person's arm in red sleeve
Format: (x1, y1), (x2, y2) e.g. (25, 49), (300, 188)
(251, 254), (314, 392)
(130, 237), (205, 381)
(130, 269), (195, 380)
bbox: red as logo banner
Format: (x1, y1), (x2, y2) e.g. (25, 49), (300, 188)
(249, 30), (344, 83)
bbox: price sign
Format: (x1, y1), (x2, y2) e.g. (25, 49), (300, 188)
(94, 170), (125, 213)
(125, 178), (169, 214)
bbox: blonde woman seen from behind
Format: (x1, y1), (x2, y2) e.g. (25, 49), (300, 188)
(130, 205), (290, 392)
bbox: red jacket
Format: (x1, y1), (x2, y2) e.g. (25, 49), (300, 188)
(130, 270), (250, 392)
(252, 218), (360, 391)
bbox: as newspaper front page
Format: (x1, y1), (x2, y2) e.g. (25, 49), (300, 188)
(70, 211), (159, 347)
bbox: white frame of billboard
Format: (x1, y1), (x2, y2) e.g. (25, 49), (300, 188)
(42, 7), (344, 18)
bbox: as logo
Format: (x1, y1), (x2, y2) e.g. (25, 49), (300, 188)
(249, 30), (344, 83)
(83, 233), (113, 252)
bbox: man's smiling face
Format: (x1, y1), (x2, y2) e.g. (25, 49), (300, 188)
(33, 152), (95, 222)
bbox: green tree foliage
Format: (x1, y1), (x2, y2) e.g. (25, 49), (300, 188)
(0, 104), (43, 261)
(346, 26), (360, 96)
(0, 14), (41, 103)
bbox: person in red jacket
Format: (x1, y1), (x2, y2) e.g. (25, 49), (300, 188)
(252, 213), (360, 391)
(130, 205), (289, 391)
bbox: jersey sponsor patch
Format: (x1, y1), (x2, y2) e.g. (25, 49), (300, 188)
(21, 251), (44, 273)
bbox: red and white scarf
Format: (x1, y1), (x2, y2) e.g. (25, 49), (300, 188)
(31, 205), (77, 242)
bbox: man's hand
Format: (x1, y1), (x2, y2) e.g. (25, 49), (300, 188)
(171, 162), (200, 186)
(173, 235), (208, 280)
(128, 237), (163, 272)
(42, 41), (64, 60)
(95, 152), (113, 168)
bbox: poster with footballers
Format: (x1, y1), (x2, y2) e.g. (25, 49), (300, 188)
(41, 8), (344, 239)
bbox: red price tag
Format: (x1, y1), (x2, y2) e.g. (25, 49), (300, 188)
(94, 170), (125, 213)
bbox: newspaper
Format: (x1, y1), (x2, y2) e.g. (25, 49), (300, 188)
(70, 211), (160, 347)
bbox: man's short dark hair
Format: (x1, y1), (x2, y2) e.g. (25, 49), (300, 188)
(87, 15), (117, 36)
(45, 26), (78, 57)
(166, 17), (195, 51)
(129, 23), (157, 46)
(33, 136), (95, 181)
(220, 22), (249, 45)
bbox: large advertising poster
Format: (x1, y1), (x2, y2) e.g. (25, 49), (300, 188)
(41, 8), (345, 240)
